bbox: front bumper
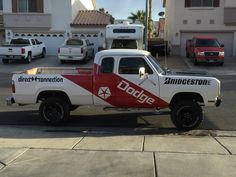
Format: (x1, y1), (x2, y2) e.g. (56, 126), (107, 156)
(6, 96), (15, 106)
(196, 56), (224, 63)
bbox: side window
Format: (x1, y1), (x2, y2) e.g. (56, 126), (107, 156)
(31, 39), (36, 45)
(119, 57), (153, 75)
(35, 39), (40, 45)
(101, 57), (114, 74)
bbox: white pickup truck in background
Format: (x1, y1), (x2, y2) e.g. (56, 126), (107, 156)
(57, 38), (94, 64)
(0, 38), (46, 64)
(6, 49), (222, 130)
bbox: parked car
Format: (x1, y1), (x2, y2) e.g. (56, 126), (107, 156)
(186, 36), (224, 65)
(0, 38), (46, 64)
(6, 49), (222, 130)
(58, 38), (94, 64)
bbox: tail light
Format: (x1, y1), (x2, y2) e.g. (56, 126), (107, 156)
(21, 48), (25, 54)
(58, 48), (60, 53)
(81, 48), (84, 54)
(12, 80), (15, 93)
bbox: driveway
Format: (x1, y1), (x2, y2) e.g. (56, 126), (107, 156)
(0, 56), (94, 74)
(183, 56), (236, 76)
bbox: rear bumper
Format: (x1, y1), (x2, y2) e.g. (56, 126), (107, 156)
(5, 96), (15, 106)
(1, 55), (25, 60)
(58, 55), (85, 61)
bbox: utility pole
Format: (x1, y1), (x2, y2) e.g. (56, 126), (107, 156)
(144, 0), (149, 50)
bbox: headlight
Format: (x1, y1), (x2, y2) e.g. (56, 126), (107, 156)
(197, 52), (205, 56)
(219, 52), (224, 56)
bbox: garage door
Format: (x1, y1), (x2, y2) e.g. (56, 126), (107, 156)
(181, 32), (234, 57)
(13, 33), (66, 55)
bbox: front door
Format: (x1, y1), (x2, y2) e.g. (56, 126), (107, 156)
(116, 57), (163, 108)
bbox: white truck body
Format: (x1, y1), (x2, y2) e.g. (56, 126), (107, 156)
(6, 49), (222, 130)
(0, 38), (46, 64)
(106, 22), (144, 50)
(58, 38), (94, 63)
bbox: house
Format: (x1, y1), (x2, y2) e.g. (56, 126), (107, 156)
(163, 0), (236, 56)
(0, 0), (112, 55)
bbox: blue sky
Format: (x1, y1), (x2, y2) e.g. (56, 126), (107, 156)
(96, 0), (164, 21)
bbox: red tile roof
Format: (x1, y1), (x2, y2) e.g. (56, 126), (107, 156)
(71, 10), (114, 27)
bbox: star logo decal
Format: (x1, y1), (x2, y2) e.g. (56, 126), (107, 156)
(98, 87), (111, 99)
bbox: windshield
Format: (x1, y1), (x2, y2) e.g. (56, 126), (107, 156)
(111, 39), (137, 49)
(196, 39), (220, 47)
(66, 39), (83, 46)
(10, 39), (30, 45)
(147, 55), (165, 74)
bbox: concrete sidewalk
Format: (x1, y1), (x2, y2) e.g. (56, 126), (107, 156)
(0, 126), (235, 177)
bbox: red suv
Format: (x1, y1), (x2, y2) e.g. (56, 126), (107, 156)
(186, 36), (224, 65)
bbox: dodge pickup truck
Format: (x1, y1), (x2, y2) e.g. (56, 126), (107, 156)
(58, 38), (94, 64)
(6, 49), (222, 130)
(0, 38), (46, 64)
(186, 36), (224, 65)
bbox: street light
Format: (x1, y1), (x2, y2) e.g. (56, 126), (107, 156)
(144, 0), (149, 50)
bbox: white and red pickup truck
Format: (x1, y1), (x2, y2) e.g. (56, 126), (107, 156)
(6, 49), (222, 130)
(0, 38), (46, 64)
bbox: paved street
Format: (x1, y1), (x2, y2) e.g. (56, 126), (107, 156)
(0, 55), (236, 177)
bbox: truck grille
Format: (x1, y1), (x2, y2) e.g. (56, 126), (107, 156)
(204, 52), (219, 56)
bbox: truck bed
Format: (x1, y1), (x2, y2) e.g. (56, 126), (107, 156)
(15, 67), (93, 75)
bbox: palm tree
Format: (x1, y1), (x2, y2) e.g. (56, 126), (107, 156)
(128, 10), (146, 24)
(148, 0), (154, 38)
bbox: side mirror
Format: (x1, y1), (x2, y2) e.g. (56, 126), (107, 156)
(220, 44), (224, 48)
(139, 67), (146, 79)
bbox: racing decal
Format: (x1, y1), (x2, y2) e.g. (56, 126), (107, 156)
(62, 64), (169, 109)
(117, 80), (155, 105)
(164, 77), (211, 86)
(98, 87), (111, 99)
(18, 76), (63, 83)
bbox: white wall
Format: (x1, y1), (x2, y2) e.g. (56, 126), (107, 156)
(71, 0), (95, 21)
(2, 0), (12, 13)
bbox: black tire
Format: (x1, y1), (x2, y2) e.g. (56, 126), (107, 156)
(41, 49), (46, 58)
(171, 100), (203, 131)
(70, 105), (79, 111)
(2, 59), (9, 64)
(218, 62), (224, 66)
(26, 53), (32, 64)
(60, 60), (66, 64)
(186, 52), (189, 58)
(39, 97), (70, 125)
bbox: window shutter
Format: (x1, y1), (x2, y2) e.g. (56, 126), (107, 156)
(185, 0), (191, 7)
(37, 0), (44, 13)
(213, 0), (220, 7)
(12, 0), (17, 12)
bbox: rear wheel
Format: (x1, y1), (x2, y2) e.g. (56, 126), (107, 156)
(171, 100), (203, 131)
(2, 59), (9, 64)
(39, 97), (70, 125)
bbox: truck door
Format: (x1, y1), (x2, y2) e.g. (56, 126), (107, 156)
(93, 57), (117, 106)
(116, 57), (161, 108)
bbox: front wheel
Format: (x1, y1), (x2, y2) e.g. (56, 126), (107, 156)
(171, 100), (203, 131)
(25, 53), (32, 64)
(39, 97), (70, 125)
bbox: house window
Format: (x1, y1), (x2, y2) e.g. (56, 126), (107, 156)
(18, 0), (37, 12)
(191, 0), (213, 7)
(0, 0), (3, 10)
(185, 0), (219, 7)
